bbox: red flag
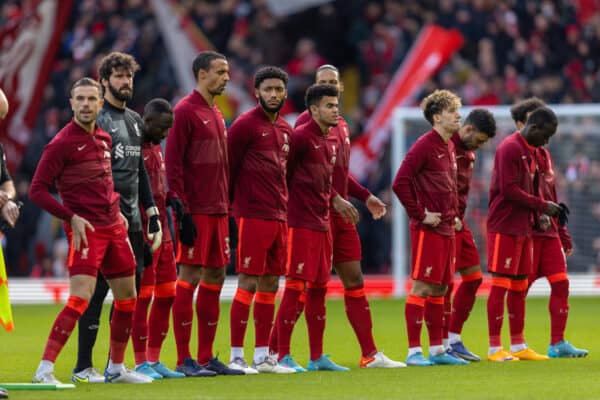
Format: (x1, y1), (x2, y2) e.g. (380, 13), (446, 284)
(0, 0), (73, 172)
(350, 24), (464, 180)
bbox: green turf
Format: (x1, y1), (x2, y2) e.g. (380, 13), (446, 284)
(1, 297), (599, 399)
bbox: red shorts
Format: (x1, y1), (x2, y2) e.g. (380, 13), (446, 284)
(176, 214), (230, 267)
(530, 236), (566, 281)
(410, 227), (455, 285)
(285, 227), (332, 284)
(455, 225), (481, 270)
(236, 217), (287, 276)
(330, 214), (361, 264)
(141, 240), (177, 286)
(66, 222), (136, 280)
(487, 232), (533, 276)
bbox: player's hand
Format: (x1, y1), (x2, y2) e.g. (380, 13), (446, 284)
(179, 213), (197, 247)
(558, 202), (570, 226)
(143, 242), (153, 268)
(70, 214), (95, 252)
(565, 247), (573, 257)
(0, 191), (9, 208)
(454, 217), (463, 232)
(332, 195), (359, 224)
(545, 201), (560, 217)
(1, 200), (20, 228)
(119, 212), (129, 231)
(366, 194), (387, 220)
(146, 206), (163, 251)
(422, 209), (441, 227)
(167, 197), (185, 223)
(538, 214), (551, 232)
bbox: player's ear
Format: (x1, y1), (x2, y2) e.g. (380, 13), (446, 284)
(254, 88), (259, 100)
(338, 81), (345, 93)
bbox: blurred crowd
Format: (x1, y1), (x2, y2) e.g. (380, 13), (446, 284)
(3, 0), (600, 277)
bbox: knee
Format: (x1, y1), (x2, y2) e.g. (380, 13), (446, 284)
(257, 275), (279, 292)
(238, 274), (258, 292)
(203, 267), (226, 285)
(549, 277), (569, 297)
(178, 265), (202, 286)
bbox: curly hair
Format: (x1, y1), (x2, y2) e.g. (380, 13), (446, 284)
(464, 108), (497, 138)
(254, 66), (288, 88)
(420, 90), (462, 125)
(97, 52), (140, 83)
(510, 97), (546, 124)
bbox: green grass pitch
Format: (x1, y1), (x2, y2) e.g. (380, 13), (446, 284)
(1, 297), (599, 399)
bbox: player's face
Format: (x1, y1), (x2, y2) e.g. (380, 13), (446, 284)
(529, 123), (557, 147)
(106, 67), (133, 102)
(70, 85), (102, 127)
(436, 107), (461, 133)
(203, 58), (230, 96)
(312, 96), (339, 128)
(316, 69), (343, 93)
(256, 78), (286, 114)
(144, 112), (174, 144)
(464, 129), (490, 150)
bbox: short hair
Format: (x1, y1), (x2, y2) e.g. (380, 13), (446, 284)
(192, 51), (226, 79)
(420, 90), (462, 125)
(316, 64), (339, 76)
(525, 106), (557, 130)
(70, 77), (101, 96)
(464, 109), (496, 138)
(98, 52), (140, 83)
(510, 97), (546, 124)
(254, 66), (288, 88)
(304, 84), (339, 110)
(143, 98), (173, 118)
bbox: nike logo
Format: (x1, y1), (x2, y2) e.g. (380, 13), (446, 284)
(143, 156), (150, 161)
(437, 154), (445, 158)
(261, 132), (269, 136)
(139, 336), (148, 340)
(207, 321), (218, 326)
(110, 127), (119, 133)
(522, 155), (528, 160)
(496, 316), (503, 320)
(77, 145), (87, 151)
(314, 145), (321, 149)
(456, 155), (464, 159)
(181, 321), (193, 326)
(240, 320), (248, 324)
(202, 119), (210, 125)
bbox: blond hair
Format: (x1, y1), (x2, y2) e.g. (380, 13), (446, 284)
(421, 90), (462, 125)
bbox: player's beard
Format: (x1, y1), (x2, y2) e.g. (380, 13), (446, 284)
(108, 82), (133, 102)
(259, 96), (284, 114)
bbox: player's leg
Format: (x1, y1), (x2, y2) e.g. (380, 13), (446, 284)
(172, 213), (215, 377)
(539, 237), (589, 358)
(448, 265), (482, 361)
(195, 215), (243, 375)
(132, 256), (161, 379)
(146, 241), (184, 378)
(36, 226), (108, 384)
(507, 237), (548, 361)
(34, 274), (96, 384)
(228, 271), (258, 374)
(306, 231), (348, 372)
(72, 273), (109, 382)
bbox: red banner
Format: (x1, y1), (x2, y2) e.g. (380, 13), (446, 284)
(349, 24), (464, 180)
(0, 0), (73, 172)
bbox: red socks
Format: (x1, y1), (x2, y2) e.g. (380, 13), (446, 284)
(147, 282), (176, 363)
(196, 282), (222, 365)
(507, 279), (528, 346)
(42, 296), (88, 362)
(344, 284), (376, 357)
(230, 288), (253, 348)
(132, 285), (153, 365)
(405, 294), (425, 348)
(110, 298), (136, 364)
(487, 277), (510, 347)
(549, 275), (569, 345)
(305, 284), (327, 361)
(254, 291), (276, 348)
(275, 279), (304, 359)
(449, 271), (482, 334)
(442, 281), (454, 340)
(425, 296), (444, 346)
(172, 279), (196, 365)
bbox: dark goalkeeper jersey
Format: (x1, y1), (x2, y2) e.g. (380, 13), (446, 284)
(97, 101), (155, 232)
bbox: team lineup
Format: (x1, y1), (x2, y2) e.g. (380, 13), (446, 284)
(25, 50), (587, 385)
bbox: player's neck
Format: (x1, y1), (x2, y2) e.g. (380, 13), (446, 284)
(196, 86), (216, 106)
(104, 91), (126, 110)
(74, 118), (95, 134)
(314, 118), (330, 136)
(260, 107), (278, 123)
(433, 125), (453, 142)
